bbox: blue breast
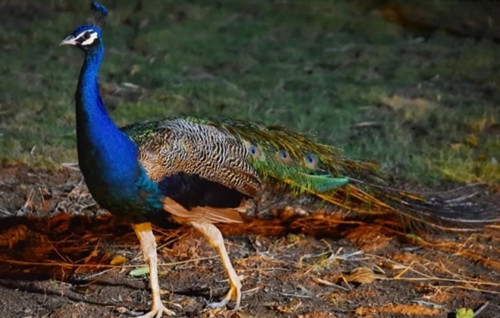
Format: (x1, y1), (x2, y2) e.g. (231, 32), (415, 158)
(75, 42), (163, 220)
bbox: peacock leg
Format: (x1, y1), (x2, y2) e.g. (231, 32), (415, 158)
(190, 222), (242, 310)
(133, 222), (176, 317)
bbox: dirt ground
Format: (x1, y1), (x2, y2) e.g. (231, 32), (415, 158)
(0, 163), (499, 318)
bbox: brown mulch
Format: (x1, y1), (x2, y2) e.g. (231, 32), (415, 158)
(0, 163), (499, 317)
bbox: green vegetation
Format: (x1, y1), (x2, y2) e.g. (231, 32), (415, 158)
(1, 0), (499, 186)
(456, 307), (475, 318)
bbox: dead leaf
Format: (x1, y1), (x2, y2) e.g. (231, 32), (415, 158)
(468, 117), (495, 133)
(465, 134), (478, 147)
(297, 311), (337, 318)
(110, 255), (126, 265)
(346, 267), (385, 284)
(381, 95), (436, 121)
(276, 299), (302, 313)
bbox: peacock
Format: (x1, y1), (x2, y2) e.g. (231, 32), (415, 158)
(59, 3), (499, 317)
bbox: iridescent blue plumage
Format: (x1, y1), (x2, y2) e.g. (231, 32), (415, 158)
(70, 24), (163, 221)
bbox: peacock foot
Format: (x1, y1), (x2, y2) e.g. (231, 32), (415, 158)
(208, 278), (242, 310)
(135, 301), (176, 318)
(189, 222), (243, 311)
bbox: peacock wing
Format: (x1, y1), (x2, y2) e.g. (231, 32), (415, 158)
(123, 118), (262, 198)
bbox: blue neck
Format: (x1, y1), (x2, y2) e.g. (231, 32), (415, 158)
(77, 47), (112, 133)
(75, 46), (163, 215)
(76, 46), (137, 179)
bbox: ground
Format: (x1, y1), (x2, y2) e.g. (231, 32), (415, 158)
(1, 0), (500, 317)
(1, 165), (499, 317)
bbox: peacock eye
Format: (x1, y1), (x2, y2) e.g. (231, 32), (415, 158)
(304, 153), (319, 169)
(276, 149), (291, 163)
(83, 32), (91, 39)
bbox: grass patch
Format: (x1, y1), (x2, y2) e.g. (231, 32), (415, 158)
(1, 0), (499, 186)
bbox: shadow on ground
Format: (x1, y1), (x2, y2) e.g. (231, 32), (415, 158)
(0, 164), (498, 317)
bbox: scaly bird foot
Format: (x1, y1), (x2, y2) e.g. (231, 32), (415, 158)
(189, 222), (243, 311)
(135, 301), (176, 318)
(208, 276), (242, 310)
(133, 223), (177, 317)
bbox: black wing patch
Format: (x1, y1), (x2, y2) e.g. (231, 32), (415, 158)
(158, 172), (245, 209)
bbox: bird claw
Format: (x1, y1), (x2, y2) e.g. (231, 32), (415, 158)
(135, 302), (176, 318)
(208, 282), (242, 311)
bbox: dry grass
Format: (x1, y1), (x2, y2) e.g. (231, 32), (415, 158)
(0, 165), (498, 316)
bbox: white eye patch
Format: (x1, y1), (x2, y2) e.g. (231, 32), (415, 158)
(76, 31), (99, 46)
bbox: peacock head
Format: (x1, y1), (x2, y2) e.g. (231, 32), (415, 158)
(60, 2), (108, 54)
(60, 25), (102, 53)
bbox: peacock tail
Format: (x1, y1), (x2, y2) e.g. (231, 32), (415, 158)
(123, 117), (500, 232)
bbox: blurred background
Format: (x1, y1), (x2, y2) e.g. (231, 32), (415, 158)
(1, 0), (499, 187)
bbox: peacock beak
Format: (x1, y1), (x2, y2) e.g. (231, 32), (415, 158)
(60, 35), (77, 46)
